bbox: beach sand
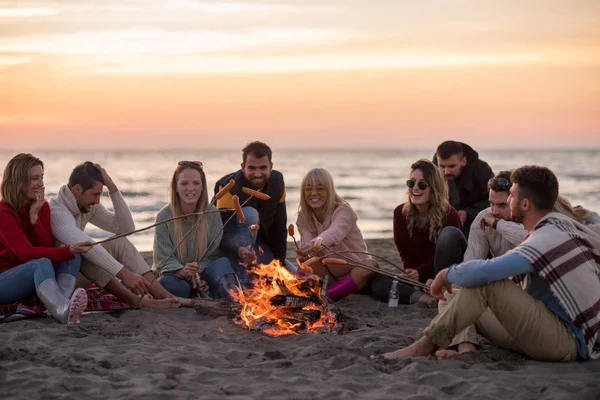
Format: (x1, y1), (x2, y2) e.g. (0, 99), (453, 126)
(1, 240), (599, 399)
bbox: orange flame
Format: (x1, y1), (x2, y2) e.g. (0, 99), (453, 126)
(230, 259), (337, 336)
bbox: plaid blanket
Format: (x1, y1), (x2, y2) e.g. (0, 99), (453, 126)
(0, 286), (133, 323)
(513, 212), (600, 359)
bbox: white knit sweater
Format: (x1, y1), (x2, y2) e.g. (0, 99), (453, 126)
(49, 184), (136, 276)
(464, 207), (527, 261)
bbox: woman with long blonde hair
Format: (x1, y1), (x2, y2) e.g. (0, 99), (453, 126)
(296, 168), (377, 300)
(153, 161), (238, 299)
(0, 153), (92, 323)
(392, 159), (466, 306)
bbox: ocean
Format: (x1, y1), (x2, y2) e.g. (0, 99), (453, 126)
(1, 148), (599, 251)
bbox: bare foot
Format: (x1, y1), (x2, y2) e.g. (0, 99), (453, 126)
(176, 297), (195, 307)
(418, 294), (439, 308)
(435, 349), (459, 359)
(140, 297), (181, 309)
(435, 342), (477, 359)
(457, 342), (477, 354)
(371, 336), (438, 360)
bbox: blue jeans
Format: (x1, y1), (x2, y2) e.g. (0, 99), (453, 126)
(0, 255), (82, 306)
(158, 257), (235, 299)
(220, 206), (294, 285)
(369, 226), (467, 304)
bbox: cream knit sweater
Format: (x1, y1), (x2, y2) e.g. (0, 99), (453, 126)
(49, 184), (135, 276)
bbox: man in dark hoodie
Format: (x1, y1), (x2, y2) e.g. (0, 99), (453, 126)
(214, 141), (288, 283)
(433, 141), (494, 238)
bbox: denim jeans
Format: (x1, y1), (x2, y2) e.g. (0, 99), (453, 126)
(220, 206), (295, 284)
(0, 255), (82, 305)
(158, 257), (235, 299)
(369, 226), (467, 304)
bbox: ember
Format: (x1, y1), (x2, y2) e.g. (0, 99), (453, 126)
(230, 259), (339, 336)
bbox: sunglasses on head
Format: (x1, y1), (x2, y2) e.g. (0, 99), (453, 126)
(178, 160), (203, 169)
(406, 179), (428, 190)
(304, 186), (327, 196)
(488, 178), (510, 189)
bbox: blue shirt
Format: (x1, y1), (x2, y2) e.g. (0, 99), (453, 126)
(446, 252), (588, 359)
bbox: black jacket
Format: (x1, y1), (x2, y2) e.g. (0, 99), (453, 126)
(214, 169), (287, 262)
(433, 143), (494, 237)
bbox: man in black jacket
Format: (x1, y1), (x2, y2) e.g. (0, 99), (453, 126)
(214, 142), (288, 282)
(433, 141), (494, 238)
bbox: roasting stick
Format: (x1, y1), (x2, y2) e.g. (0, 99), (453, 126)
(90, 209), (233, 246)
(304, 238), (428, 290)
(135, 180), (241, 307)
(316, 257), (428, 291)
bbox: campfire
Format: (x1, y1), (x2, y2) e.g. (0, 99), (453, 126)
(230, 259), (340, 336)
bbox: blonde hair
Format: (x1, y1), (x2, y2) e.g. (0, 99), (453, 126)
(298, 168), (356, 234)
(402, 159), (449, 242)
(168, 163), (208, 263)
(1, 153), (44, 211)
(553, 195), (591, 224)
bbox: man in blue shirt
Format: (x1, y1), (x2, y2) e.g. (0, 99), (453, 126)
(377, 165), (600, 362)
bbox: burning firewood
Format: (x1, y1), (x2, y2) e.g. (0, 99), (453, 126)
(269, 294), (323, 308)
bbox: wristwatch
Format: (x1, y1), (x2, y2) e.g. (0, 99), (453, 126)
(492, 218), (499, 229)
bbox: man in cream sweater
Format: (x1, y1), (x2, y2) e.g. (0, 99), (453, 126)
(50, 162), (180, 309)
(435, 170), (527, 358)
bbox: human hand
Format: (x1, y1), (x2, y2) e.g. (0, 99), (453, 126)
(423, 279), (434, 293)
(29, 186), (46, 223)
(69, 241), (93, 254)
(93, 163), (117, 193)
(120, 269), (151, 296)
(404, 268), (420, 281)
(296, 242), (313, 258)
(480, 213), (497, 230)
(458, 210), (468, 225)
(238, 246), (256, 264)
(176, 262), (199, 279)
(430, 268), (452, 300)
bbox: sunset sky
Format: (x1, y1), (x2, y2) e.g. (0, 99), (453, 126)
(1, 0), (599, 149)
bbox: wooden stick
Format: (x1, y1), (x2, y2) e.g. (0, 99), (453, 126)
(91, 209), (232, 246)
(319, 249), (405, 273)
(317, 243), (426, 290)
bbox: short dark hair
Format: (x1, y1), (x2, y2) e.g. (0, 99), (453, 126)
(510, 165), (558, 212)
(436, 140), (463, 160)
(488, 170), (512, 192)
(242, 141), (272, 163)
(68, 162), (104, 191)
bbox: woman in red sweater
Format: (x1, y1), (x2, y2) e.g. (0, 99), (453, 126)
(0, 153), (92, 324)
(391, 159), (466, 306)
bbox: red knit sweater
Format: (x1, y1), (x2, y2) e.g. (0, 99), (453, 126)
(393, 204), (462, 282)
(0, 201), (73, 273)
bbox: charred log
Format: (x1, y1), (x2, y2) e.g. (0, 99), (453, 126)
(269, 294), (323, 308)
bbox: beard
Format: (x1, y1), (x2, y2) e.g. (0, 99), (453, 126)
(510, 207), (524, 224)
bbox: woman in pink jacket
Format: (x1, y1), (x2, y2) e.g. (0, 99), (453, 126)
(296, 168), (377, 300)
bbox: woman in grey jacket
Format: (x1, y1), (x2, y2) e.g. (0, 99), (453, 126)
(153, 161), (238, 299)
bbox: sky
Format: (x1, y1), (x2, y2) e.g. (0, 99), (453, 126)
(1, 0), (599, 150)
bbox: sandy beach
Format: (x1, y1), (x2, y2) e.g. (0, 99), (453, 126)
(1, 239), (599, 400)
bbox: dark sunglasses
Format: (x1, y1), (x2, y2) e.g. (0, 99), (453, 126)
(406, 179), (428, 190)
(488, 178), (510, 189)
(178, 160), (203, 169)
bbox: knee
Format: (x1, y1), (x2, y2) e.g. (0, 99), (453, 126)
(34, 257), (54, 271)
(158, 275), (191, 297)
(208, 257), (234, 275)
(438, 226), (466, 246)
(241, 207), (259, 224)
